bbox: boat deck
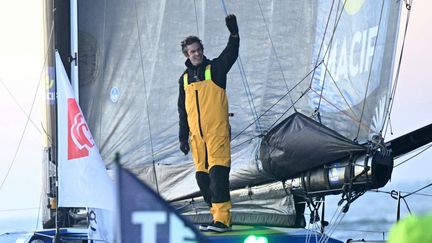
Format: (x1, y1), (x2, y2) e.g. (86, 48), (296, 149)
(203, 225), (343, 243)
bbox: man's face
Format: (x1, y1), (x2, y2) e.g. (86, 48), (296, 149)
(186, 42), (203, 66)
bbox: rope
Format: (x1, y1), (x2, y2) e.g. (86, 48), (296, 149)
(35, 191), (43, 230)
(231, 62), (320, 143)
(267, 87), (310, 131)
(256, 0), (294, 104)
(371, 189), (432, 198)
(403, 182), (432, 198)
(133, 0), (159, 194)
(0, 207), (40, 212)
(314, 0), (338, 113)
(312, 0), (347, 120)
(318, 204), (343, 243)
(321, 56), (360, 121)
(0, 81), (43, 136)
(383, 0), (413, 137)
(220, 0), (262, 133)
(0, 19), (54, 192)
(355, 0), (386, 139)
(193, 0), (200, 35)
(394, 144), (432, 168)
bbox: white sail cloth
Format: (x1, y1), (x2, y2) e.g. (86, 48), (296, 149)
(56, 51), (114, 241)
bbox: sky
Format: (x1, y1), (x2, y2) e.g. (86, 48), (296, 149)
(0, 0), (431, 234)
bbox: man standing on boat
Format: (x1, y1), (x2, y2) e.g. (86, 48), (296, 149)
(177, 14), (239, 233)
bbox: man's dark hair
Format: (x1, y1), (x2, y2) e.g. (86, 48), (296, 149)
(181, 36), (204, 57)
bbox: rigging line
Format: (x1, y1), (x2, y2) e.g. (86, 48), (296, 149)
(371, 189), (432, 197)
(401, 197), (412, 214)
(394, 143), (432, 168)
(334, 228), (387, 233)
(237, 57), (262, 132)
(231, 62), (320, 142)
(309, 87), (372, 133)
(325, 210), (346, 242)
(0, 20), (53, 191)
(256, 0), (294, 104)
(312, 0), (347, 113)
(322, 62), (360, 120)
(97, 0), (108, 144)
(0, 207), (40, 212)
(267, 87), (309, 131)
(382, 0), (412, 137)
(317, 0), (348, 76)
(403, 182), (432, 198)
(314, 0), (338, 112)
(0, 80), (42, 135)
(219, 0), (262, 132)
(320, 203), (347, 243)
(193, 0), (200, 35)
(355, 0), (386, 139)
(231, 134), (260, 150)
(321, 203), (343, 240)
(133, 0), (159, 194)
(319, 213), (343, 243)
(35, 191), (43, 230)
(0, 21), (55, 143)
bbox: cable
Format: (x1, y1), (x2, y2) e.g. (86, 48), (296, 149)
(133, 0), (159, 194)
(0, 20), (54, 191)
(193, 0), (200, 35)
(231, 62), (319, 142)
(371, 189), (432, 198)
(314, 0), (338, 113)
(382, 0), (412, 137)
(220, 0), (262, 133)
(0, 207), (40, 212)
(0, 80), (43, 135)
(321, 62), (359, 121)
(404, 182), (432, 198)
(256, 0), (294, 103)
(394, 144), (432, 168)
(35, 190), (44, 230)
(355, 0), (386, 139)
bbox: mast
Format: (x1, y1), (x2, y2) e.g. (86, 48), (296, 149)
(70, 0), (79, 101)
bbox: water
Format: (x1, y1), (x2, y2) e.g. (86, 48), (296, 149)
(317, 180), (432, 242)
(1, 181), (431, 242)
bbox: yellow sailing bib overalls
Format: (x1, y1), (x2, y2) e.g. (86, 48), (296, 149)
(183, 64), (231, 226)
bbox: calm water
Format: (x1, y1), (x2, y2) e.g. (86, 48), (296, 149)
(1, 181), (431, 242)
(320, 180), (432, 242)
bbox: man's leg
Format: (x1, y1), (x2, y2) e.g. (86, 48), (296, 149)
(206, 134), (232, 230)
(190, 135), (213, 230)
(209, 165), (231, 227)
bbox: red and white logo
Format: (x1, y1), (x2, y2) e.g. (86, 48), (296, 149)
(68, 98), (94, 160)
